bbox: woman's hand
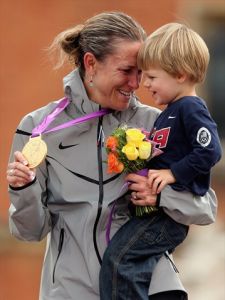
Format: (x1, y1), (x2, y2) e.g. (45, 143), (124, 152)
(6, 151), (36, 188)
(148, 169), (176, 194)
(125, 173), (157, 206)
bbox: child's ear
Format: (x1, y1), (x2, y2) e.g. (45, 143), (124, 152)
(176, 73), (187, 83)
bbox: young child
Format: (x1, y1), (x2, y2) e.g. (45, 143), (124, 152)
(99, 23), (222, 300)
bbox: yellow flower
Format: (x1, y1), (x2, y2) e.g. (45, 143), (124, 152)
(126, 129), (145, 147)
(122, 143), (139, 160)
(138, 141), (152, 159)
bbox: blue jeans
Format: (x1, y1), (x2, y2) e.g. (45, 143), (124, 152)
(100, 210), (188, 300)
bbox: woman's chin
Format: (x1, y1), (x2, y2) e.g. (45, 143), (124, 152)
(115, 102), (130, 111)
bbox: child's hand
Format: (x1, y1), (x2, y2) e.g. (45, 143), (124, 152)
(148, 169), (176, 194)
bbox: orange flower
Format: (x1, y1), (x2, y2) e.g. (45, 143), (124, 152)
(107, 152), (124, 173)
(105, 136), (118, 152)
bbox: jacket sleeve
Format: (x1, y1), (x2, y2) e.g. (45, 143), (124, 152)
(9, 179), (51, 241)
(8, 113), (52, 241)
(159, 185), (217, 225)
(148, 252), (186, 295)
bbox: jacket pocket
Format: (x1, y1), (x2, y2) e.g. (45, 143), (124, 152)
(53, 228), (65, 283)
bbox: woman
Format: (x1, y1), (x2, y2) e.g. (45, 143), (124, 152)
(6, 12), (217, 300)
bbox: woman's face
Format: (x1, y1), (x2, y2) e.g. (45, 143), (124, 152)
(86, 41), (142, 111)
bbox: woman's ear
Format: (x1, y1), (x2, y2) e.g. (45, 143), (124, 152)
(83, 52), (97, 73)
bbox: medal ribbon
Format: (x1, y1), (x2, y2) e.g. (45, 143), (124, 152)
(31, 97), (111, 137)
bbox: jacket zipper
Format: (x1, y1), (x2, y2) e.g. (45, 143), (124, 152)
(93, 115), (104, 265)
(53, 228), (65, 283)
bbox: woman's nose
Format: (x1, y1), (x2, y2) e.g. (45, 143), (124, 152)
(128, 72), (140, 90)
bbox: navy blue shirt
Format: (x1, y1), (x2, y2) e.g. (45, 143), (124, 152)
(149, 96), (222, 196)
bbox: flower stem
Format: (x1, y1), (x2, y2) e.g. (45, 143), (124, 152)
(135, 205), (158, 217)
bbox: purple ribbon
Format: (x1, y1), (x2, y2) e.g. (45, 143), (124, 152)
(31, 97), (111, 137)
(105, 168), (148, 245)
(105, 181), (129, 245)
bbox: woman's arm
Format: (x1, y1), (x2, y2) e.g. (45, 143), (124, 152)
(159, 185), (217, 225)
(7, 134), (51, 241)
(126, 173), (217, 225)
(9, 178), (52, 241)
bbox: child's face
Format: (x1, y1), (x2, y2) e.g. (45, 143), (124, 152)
(142, 66), (184, 106)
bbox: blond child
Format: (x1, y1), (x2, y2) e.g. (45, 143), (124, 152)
(100, 23), (222, 300)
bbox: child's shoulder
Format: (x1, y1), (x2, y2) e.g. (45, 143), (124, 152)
(178, 96), (207, 110)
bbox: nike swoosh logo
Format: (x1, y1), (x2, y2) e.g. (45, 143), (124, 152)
(168, 116), (176, 119)
(59, 142), (79, 149)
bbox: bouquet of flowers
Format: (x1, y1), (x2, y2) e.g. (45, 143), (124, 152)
(105, 124), (162, 216)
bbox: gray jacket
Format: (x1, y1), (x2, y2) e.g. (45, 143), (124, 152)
(8, 69), (217, 300)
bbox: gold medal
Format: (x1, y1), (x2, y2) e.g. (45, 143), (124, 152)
(22, 136), (47, 168)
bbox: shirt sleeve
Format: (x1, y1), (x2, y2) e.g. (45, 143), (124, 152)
(170, 100), (222, 185)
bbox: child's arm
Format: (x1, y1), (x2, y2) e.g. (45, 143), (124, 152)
(170, 99), (222, 189)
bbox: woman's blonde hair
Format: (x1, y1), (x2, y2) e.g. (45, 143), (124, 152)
(49, 11), (146, 78)
(138, 23), (209, 83)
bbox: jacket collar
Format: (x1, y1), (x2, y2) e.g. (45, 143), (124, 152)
(63, 68), (99, 115)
